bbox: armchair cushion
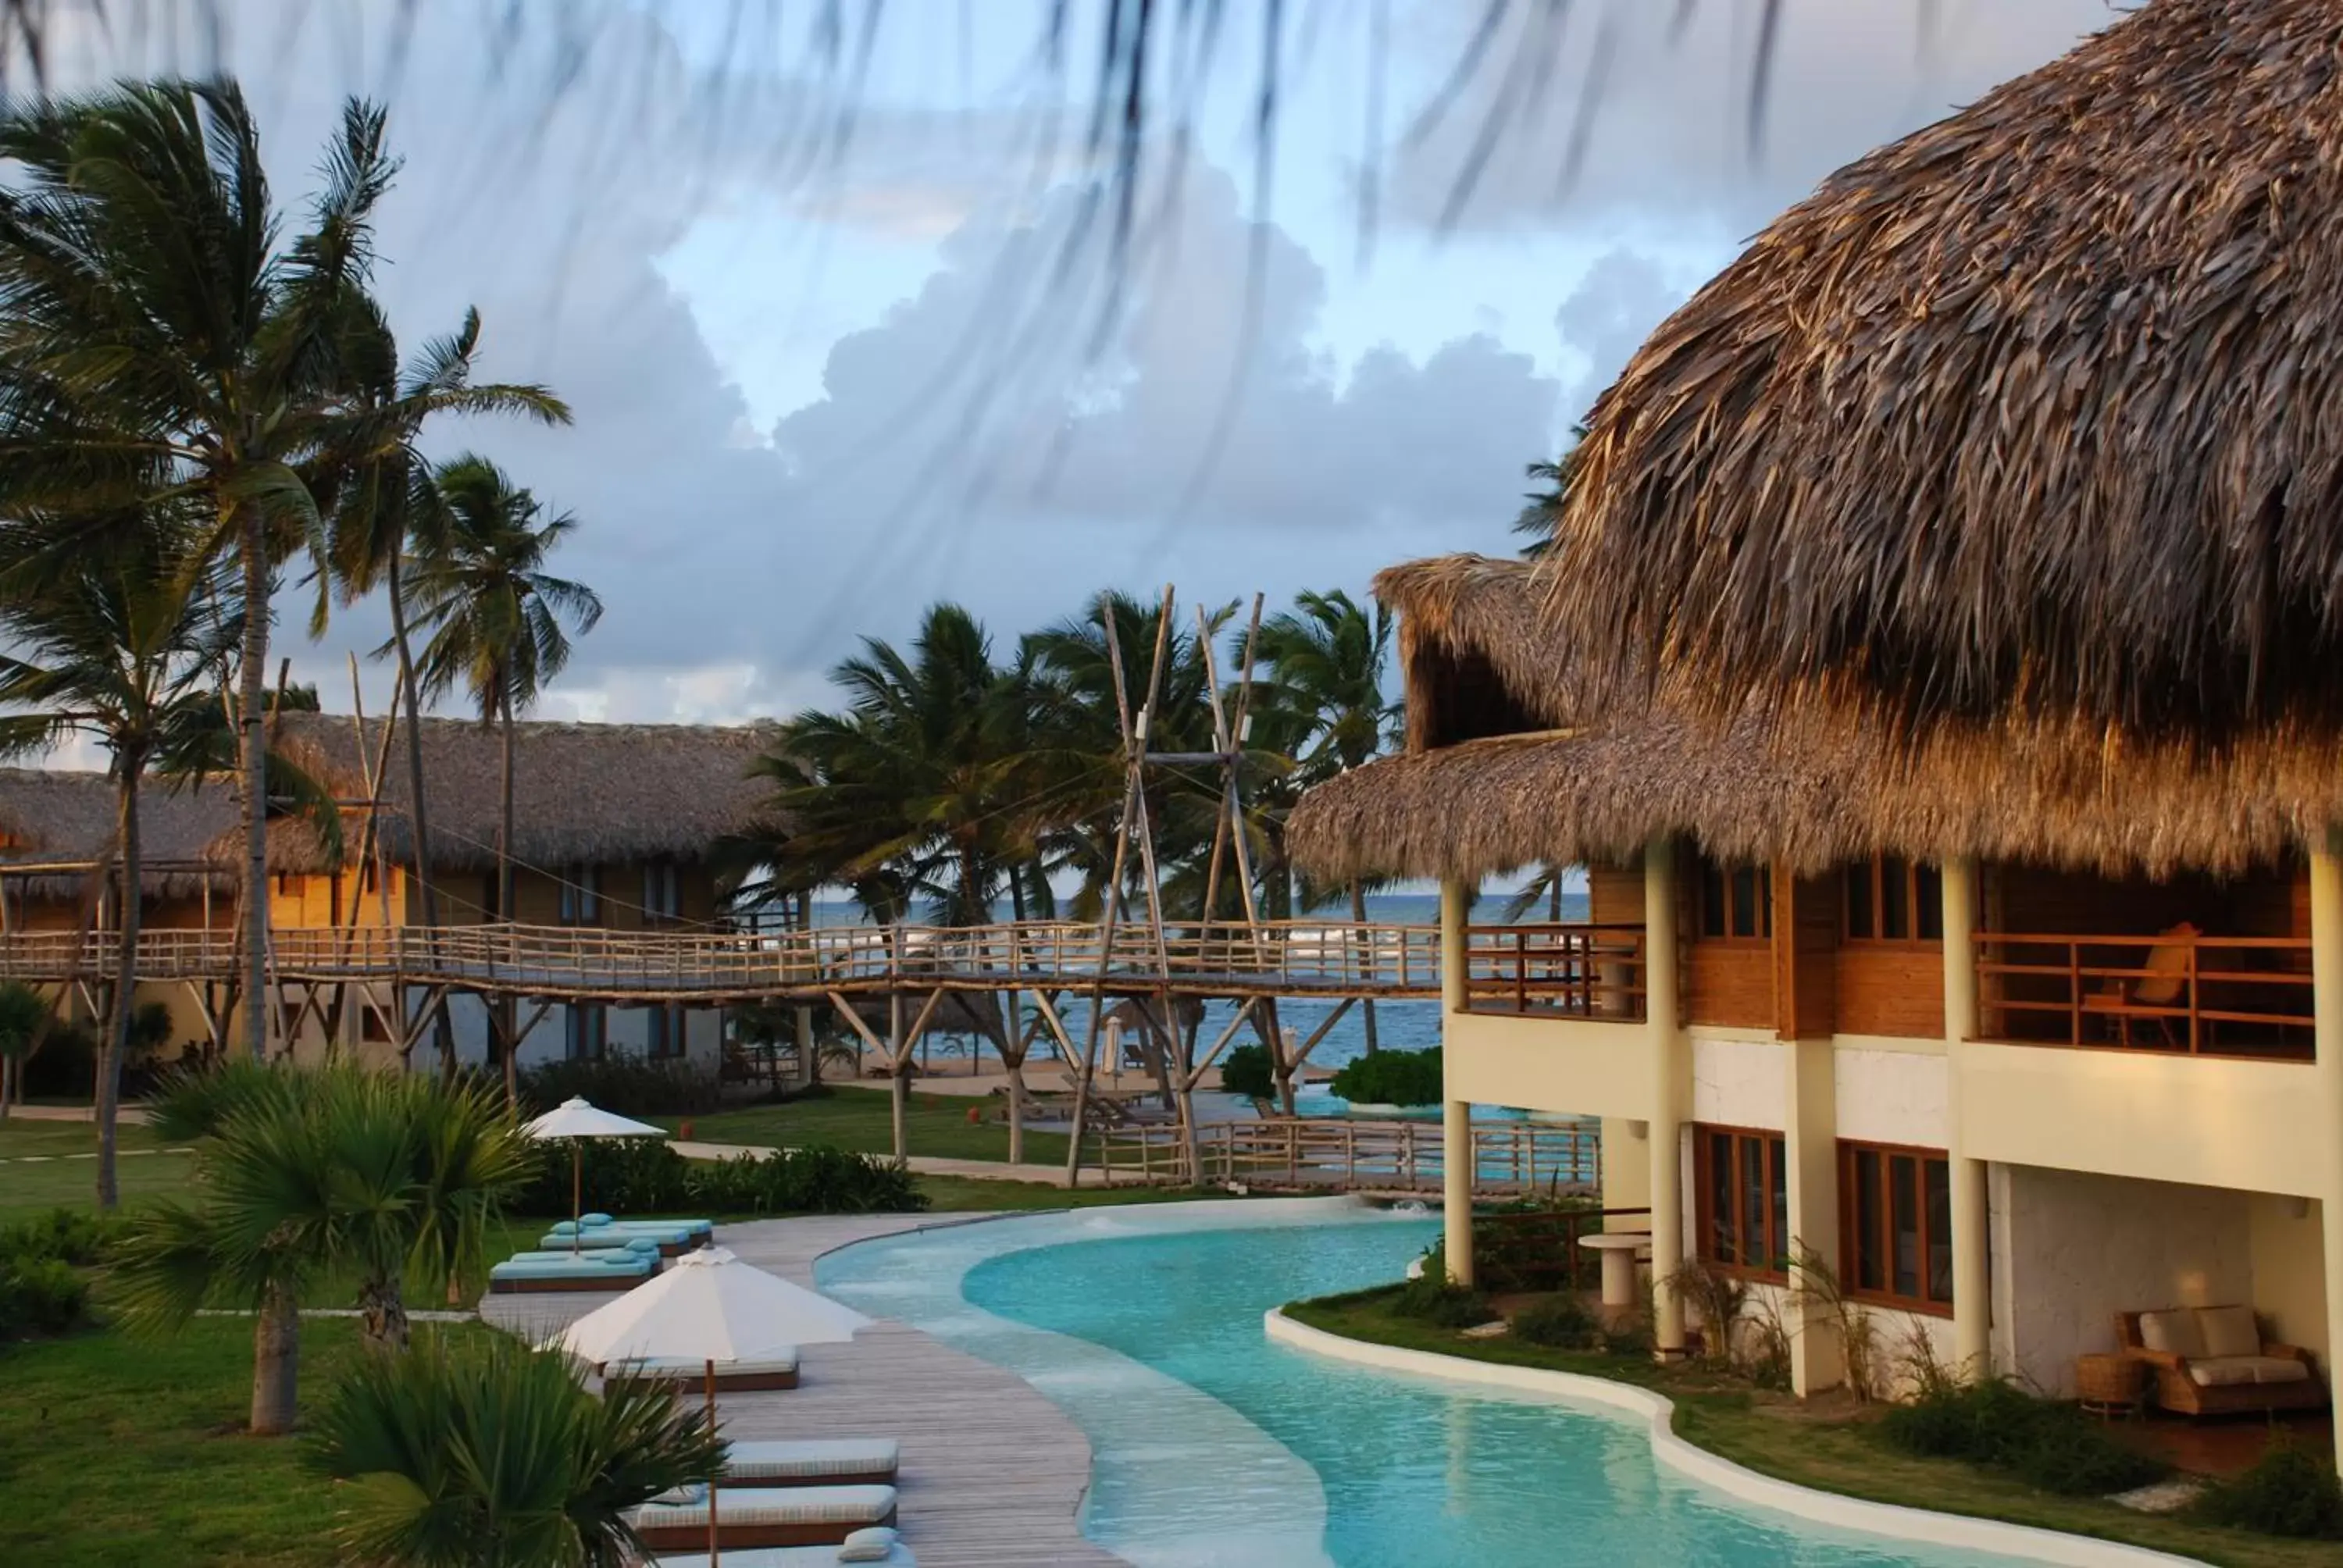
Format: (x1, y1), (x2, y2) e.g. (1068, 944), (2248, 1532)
(2185, 1358), (2259, 1388)
(2138, 1309), (2206, 1360)
(2198, 1305), (2260, 1360)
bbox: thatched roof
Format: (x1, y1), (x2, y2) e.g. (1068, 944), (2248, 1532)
(1289, 553), (2343, 881)
(1540, 0), (2343, 741)
(255, 715), (783, 874)
(0, 717), (784, 894)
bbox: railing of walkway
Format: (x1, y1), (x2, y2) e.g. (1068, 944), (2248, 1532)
(1093, 1116), (1600, 1194)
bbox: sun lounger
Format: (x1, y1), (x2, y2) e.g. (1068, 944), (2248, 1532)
(601, 1351), (800, 1392)
(541, 1224), (700, 1256)
(489, 1250), (655, 1294)
(719, 1439), (898, 1488)
(626, 1484), (897, 1550)
(562, 1212), (715, 1239)
(653, 1527), (914, 1566)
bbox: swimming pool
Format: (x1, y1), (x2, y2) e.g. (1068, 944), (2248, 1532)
(814, 1199), (2051, 1568)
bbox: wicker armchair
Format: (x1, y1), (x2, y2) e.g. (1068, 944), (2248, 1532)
(2115, 1308), (2327, 1417)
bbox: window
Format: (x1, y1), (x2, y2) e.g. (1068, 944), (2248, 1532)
(360, 1004), (390, 1044)
(1844, 855), (1944, 943)
(1840, 1141), (1954, 1313)
(1694, 1125), (1788, 1279)
(564, 1003), (606, 1062)
(559, 864), (601, 925)
(643, 861), (681, 921)
(1696, 860), (1773, 943)
(646, 1005), (685, 1060)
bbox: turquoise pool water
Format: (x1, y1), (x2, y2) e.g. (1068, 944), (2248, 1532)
(815, 1201), (2034, 1568)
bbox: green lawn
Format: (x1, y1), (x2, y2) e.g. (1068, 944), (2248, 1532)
(1287, 1289), (2337, 1568)
(1, 1314), (489, 1567)
(0, 1119), (194, 1223)
(662, 1084), (1074, 1167)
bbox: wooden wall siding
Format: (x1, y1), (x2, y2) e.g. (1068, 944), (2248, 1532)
(1587, 861), (1645, 925)
(1771, 870), (1840, 1039)
(404, 861), (719, 930)
(1836, 946), (1946, 1039)
(1688, 943), (1774, 1028)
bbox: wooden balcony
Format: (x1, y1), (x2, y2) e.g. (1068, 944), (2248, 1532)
(1461, 923), (1646, 1021)
(1974, 932), (2313, 1060)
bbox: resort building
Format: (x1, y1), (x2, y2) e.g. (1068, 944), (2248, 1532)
(0, 715), (777, 1071)
(1291, 0), (2343, 1461)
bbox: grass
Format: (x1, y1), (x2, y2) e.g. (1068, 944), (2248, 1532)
(0, 1118), (194, 1224)
(661, 1084), (1073, 1167)
(1, 1313), (488, 1567)
(1286, 1288), (2339, 1568)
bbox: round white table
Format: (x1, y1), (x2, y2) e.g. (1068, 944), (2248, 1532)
(1577, 1232), (1650, 1310)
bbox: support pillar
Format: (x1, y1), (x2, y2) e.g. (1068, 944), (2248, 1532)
(793, 1004), (815, 1089)
(1439, 876), (1474, 1287)
(2311, 838), (2343, 1474)
(1644, 837), (1686, 1357)
(1942, 855), (1991, 1378)
(1785, 1035), (1842, 1395)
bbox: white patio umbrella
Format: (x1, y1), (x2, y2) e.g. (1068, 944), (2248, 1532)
(557, 1247), (874, 1566)
(522, 1096), (665, 1252)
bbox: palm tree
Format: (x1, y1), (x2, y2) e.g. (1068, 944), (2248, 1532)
(0, 81), (405, 1061)
(1514, 422), (1589, 560)
(0, 506), (241, 1206)
(116, 1065), (530, 1434)
(1254, 589), (1398, 1049)
(313, 1335), (725, 1568)
(405, 455), (601, 1103)
(328, 312), (572, 1081)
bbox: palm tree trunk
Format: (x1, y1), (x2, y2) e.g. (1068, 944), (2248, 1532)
(356, 1273), (411, 1354)
(237, 518), (269, 1063)
(249, 1280), (301, 1434)
(97, 761), (144, 1210)
(387, 554), (456, 1082)
(1349, 880), (1379, 1054)
(498, 689), (518, 1109)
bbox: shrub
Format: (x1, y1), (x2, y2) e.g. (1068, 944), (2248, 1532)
(1511, 1293), (1599, 1350)
(1391, 1254), (1496, 1328)
(2191, 1441), (2343, 1541)
(1327, 1047), (1443, 1107)
(510, 1138), (926, 1219)
(1219, 1042), (1275, 1102)
(517, 1055), (724, 1118)
(1, 1206), (127, 1266)
(1602, 1320), (1653, 1358)
(1878, 1377), (2163, 1498)
(0, 1256), (89, 1337)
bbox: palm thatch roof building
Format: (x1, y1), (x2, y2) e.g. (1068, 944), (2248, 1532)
(1289, 0), (2343, 1448)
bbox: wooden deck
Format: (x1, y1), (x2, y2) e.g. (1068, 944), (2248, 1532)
(480, 1213), (1129, 1568)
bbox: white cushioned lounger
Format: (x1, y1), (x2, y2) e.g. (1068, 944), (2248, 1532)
(601, 1352), (800, 1391)
(722, 1439), (899, 1487)
(625, 1484), (897, 1550)
(653, 1527), (915, 1567)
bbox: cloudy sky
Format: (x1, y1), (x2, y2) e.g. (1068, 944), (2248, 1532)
(44, 0), (2127, 729)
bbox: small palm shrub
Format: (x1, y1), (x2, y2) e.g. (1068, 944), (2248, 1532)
(1510, 1293), (1599, 1350)
(2190, 1441), (2343, 1541)
(313, 1335), (726, 1567)
(0, 1256), (90, 1337)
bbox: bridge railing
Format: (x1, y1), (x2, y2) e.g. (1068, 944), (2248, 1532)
(1094, 1115), (1600, 1194)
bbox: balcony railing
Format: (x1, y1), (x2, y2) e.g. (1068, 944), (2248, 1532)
(1461, 923), (1647, 1021)
(1974, 932), (2314, 1060)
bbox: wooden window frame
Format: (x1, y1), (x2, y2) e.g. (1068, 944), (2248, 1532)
(1838, 1139), (1954, 1317)
(643, 861), (682, 924)
(1842, 855), (1945, 946)
(1696, 860), (1774, 946)
(559, 864), (601, 926)
(1692, 1123), (1789, 1283)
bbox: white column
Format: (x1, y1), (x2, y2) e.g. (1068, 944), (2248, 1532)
(1644, 837), (1686, 1356)
(2311, 839), (2343, 1474)
(1439, 875), (1475, 1287)
(1942, 855), (1991, 1377)
(1785, 1035), (1842, 1394)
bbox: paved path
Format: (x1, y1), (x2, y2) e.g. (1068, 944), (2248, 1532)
(482, 1213), (1128, 1568)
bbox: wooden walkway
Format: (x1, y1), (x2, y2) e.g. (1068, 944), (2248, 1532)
(480, 1213), (1128, 1568)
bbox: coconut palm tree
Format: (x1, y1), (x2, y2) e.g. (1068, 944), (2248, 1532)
(404, 455), (601, 1103)
(1514, 423), (1589, 560)
(0, 506), (241, 1206)
(116, 1065), (530, 1434)
(1254, 589), (1398, 1047)
(328, 312), (572, 1081)
(313, 1335), (725, 1568)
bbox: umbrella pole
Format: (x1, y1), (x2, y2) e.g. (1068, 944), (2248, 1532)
(706, 1358), (720, 1567)
(572, 1142), (583, 1255)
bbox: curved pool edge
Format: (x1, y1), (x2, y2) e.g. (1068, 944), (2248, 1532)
(1262, 1309), (2205, 1568)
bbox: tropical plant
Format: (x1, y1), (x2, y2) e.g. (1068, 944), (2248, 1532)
(0, 82), (408, 1060)
(1326, 1046), (1442, 1107)
(1513, 423), (1589, 559)
(328, 311), (570, 1080)
(0, 978), (49, 1115)
(405, 454), (601, 1103)
(0, 506), (241, 1205)
(113, 1066), (530, 1431)
(312, 1334), (726, 1568)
